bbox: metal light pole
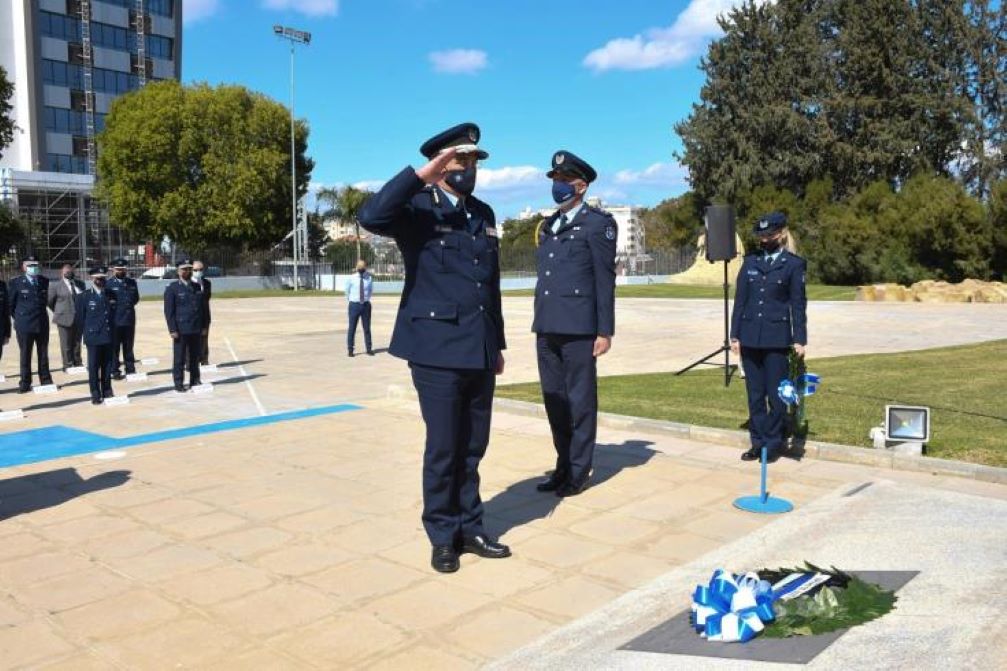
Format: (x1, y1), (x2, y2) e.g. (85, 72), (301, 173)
(273, 25), (311, 291)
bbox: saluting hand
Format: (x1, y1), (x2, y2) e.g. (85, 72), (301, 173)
(415, 148), (458, 185)
(593, 336), (612, 358)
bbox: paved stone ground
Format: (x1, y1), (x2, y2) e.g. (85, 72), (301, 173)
(0, 296), (1004, 669)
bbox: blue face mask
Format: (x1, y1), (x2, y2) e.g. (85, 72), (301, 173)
(26, 265), (40, 277)
(552, 180), (576, 205)
(445, 165), (477, 196)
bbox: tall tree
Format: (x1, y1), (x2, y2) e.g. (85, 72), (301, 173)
(316, 185), (370, 260)
(95, 80), (314, 251)
(0, 65), (15, 158)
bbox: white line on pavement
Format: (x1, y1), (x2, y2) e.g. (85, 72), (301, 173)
(224, 337), (266, 416)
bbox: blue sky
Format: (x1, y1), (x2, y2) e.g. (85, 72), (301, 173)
(182, 0), (743, 217)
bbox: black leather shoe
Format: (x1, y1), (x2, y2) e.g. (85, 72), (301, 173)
(112, 372), (125, 381)
(556, 479), (589, 497)
(17, 387), (30, 394)
(740, 448), (761, 461)
(367, 350), (375, 356)
(40, 378), (54, 386)
(431, 545), (460, 573)
(91, 399), (103, 405)
(461, 535), (511, 559)
(348, 351), (354, 358)
(174, 385), (187, 393)
(536, 472), (567, 492)
(103, 389), (114, 398)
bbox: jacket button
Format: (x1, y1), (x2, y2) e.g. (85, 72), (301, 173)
(544, 290), (550, 295)
(479, 305), (484, 311)
(473, 259), (479, 265)
(429, 311), (435, 317)
(553, 236), (558, 241)
(545, 271), (550, 276)
(476, 282), (481, 288)
(759, 300), (763, 304)
(758, 313), (762, 317)
(439, 240), (445, 246)
(548, 253), (554, 258)
(574, 289), (580, 294)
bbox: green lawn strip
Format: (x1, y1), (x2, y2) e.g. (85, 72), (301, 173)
(496, 339), (1007, 467)
(141, 289), (340, 301)
(502, 284), (857, 300)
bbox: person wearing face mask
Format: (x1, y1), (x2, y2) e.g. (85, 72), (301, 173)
(730, 212), (807, 462)
(163, 258), (207, 392)
(106, 259), (140, 380)
(532, 151), (617, 498)
(75, 266), (117, 404)
(344, 259), (374, 357)
(47, 263), (86, 372)
(8, 256), (54, 392)
(358, 122), (509, 574)
(192, 260), (212, 365)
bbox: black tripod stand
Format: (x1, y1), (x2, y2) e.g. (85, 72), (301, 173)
(675, 260), (736, 387)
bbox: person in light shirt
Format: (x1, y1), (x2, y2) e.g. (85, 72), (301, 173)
(344, 259), (374, 357)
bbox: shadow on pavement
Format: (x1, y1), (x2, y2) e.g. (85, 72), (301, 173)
(484, 439), (658, 539)
(0, 468), (131, 521)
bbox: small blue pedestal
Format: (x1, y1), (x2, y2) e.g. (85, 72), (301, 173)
(733, 446), (793, 514)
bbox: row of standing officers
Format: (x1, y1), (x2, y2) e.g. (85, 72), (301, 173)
(360, 122), (807, 574)
(0, 257), (212, 404)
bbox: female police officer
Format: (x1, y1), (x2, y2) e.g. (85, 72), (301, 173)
(729, 212), (807, 461)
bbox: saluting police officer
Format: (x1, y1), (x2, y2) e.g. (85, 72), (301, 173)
(730, 212), (807, 461)
(76, 266), (117, 405)
(8, 256), (54, 392)
(358, 122), (509, 574)
(106, 258), (140, 380)
(163, 258), (207, 392)
(533, 151), (617, 497)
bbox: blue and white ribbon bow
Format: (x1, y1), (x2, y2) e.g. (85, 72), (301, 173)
(778, 379), (800, 406)
(691, 569), (777, 643)
(799, 373), (821, 396)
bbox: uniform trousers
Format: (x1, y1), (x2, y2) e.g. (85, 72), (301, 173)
(16, 329), (52, 389)
(112, 325), (136, 374)
(536, 334), (597, 485)
(741, 346), (790, 452)
(172, 334), (202, 387)
(410, 362), (494, 547)
(86, 343), (114, 402)
(347, 301), (372, 353)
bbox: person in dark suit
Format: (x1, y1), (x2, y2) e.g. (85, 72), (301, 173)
(75, 266), (116, 404)
(192, 260), (212, 365)
(48, 263), (85, 371)
(106, 258), (139, 380)
(8, 256), (53, 392)
(730, 212), (808, 461)
(358, 122), (509, 573)
(532, 151), (617, 497)
(163, 259), (207, 392)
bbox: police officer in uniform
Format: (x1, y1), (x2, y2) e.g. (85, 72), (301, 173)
(107, 258), (140, 380)
(533, 151), (617, 497)
(730, 212), (807, 461)
(358, 122), (509, 573)
(163, 258), (207, 392)
(8, 256), (54, 392)
(76, 266), (117, 405)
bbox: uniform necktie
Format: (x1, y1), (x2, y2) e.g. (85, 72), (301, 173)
(358, 275), (365, 303)
(553, 213), (568, 234)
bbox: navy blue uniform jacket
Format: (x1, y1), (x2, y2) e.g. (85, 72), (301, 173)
(532, 205), (617, 337)
(75, 288), (117, 346)
(730, 250), (808, 349)
(0, 280), (11, 340)
(8, 275), (50, 334)
(358, 166), (506, 369)
(106, 276), (139, 327)
(163, 280), (208, 336)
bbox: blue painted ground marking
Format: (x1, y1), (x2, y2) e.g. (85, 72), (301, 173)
(0, 404), (362, 468)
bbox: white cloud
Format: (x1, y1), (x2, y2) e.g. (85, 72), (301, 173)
(429, 49), (488, 75)
(262, 0), (340, 16)
(351, 179), (385, 192)
(584, 0), (768, 72)
(184, 0), (221, 23)
(477, 166), (542, 191)
(613, 162), (689, 188)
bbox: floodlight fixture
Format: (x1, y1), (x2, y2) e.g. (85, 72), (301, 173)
(886, 405), (931, 444)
